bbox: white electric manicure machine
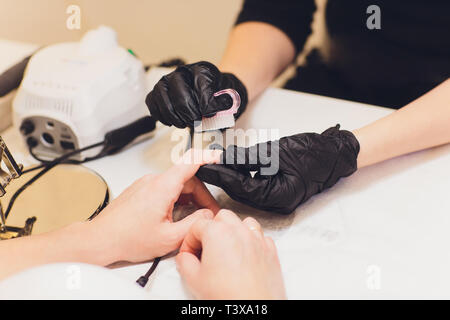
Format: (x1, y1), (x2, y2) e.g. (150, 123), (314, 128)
(13, 26), (149, 160)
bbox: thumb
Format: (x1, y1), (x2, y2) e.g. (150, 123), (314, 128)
(170, 209), (214, 244)
(176, 251), (201, 291)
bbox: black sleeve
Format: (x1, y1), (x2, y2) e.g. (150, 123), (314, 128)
(235, 0), (317, 54)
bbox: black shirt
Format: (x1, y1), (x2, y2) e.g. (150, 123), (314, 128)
(236, 0), (450, 108)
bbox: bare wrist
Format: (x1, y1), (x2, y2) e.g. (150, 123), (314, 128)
(50, 221), (119, 266)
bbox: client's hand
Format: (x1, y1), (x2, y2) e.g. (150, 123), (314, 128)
(176, 210), (286, 299)
(90, 149), (222, 263)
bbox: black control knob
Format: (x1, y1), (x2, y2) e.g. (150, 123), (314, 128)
(20, 120), (35, 135)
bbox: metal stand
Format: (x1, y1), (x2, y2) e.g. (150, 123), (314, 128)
(0, 200), (36, 239)
(0, 136), (33, 240)
(0, 199), (6, 232)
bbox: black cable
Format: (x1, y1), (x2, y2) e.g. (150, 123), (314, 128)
(21, 164), (44, 174)
(20, 149), (105, 174)
(144, 57), (186, 72)
(28, 145), (106, 167)
(136, 257), (161, 287)
(4, 141), (105, 219)
(11, 115), (156, 216)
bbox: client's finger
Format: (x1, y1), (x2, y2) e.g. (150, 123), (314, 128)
(214, 209), (243, 229)
(171, 209), (214, 246)
(179, 149), (223, 166)
(179, 218), (211, 257)
(265, 236), (277, 253)
(176, 251), (201, 289)
(162, 149), (223, 191)
(182, 177), (220, 214)
(159, 150), (222, 217)
(243, 216), (264, 240)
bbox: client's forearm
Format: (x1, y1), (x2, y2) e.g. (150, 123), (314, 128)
(219, 22), (296, 101)
(353, 79), (450, 168)
(0, 222), (115, 281)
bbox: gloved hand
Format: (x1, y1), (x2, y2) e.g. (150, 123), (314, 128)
(145, 61), (248, 129)
(196, 125), (360, 214)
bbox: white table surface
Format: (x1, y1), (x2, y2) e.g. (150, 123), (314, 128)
(2, 70), (450, 299)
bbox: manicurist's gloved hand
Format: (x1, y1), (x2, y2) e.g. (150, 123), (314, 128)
(196, 125), (360, 214)
(145, 61), (248, 128)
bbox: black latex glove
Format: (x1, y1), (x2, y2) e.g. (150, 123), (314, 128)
(145, 61), (248, 129)
(196, 125), (360, 214)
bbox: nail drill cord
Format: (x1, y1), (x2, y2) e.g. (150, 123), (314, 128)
(136, 257), (161, 287)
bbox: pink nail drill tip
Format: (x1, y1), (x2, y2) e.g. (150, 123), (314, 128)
(195, 89), (241, 132)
